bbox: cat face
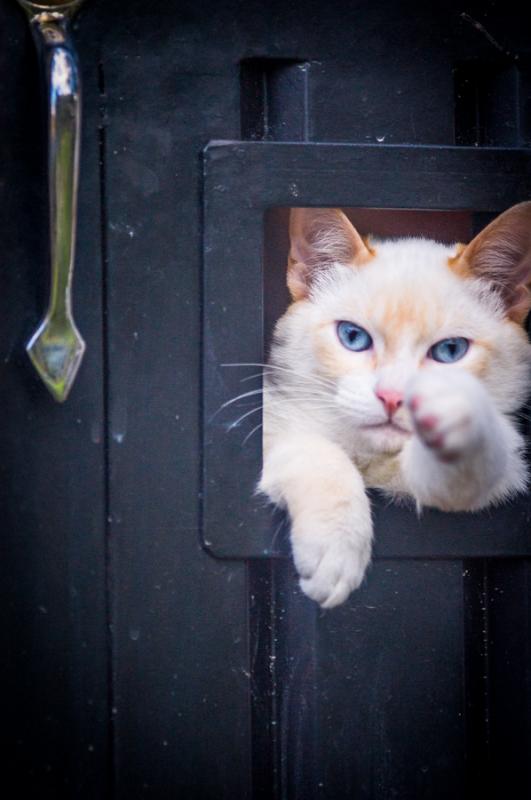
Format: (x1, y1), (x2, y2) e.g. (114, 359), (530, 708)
(269, 206), (531, 455)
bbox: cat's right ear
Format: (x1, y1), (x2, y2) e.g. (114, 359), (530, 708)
(287, 208), (373, 300)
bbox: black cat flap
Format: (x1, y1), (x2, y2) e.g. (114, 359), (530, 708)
(202, 141), (531, 559)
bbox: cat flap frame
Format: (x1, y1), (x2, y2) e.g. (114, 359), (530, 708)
(202, 141), (531, 559)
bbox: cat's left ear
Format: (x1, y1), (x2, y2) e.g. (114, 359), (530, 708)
(453, 201), (531, 323)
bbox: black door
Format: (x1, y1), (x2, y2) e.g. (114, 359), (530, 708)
(3, 1), (531, 798)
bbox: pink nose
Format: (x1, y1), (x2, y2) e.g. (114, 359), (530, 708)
(375, 388), (403, 417)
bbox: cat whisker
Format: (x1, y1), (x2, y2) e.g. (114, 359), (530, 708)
(217, 383), (334, 421)
(209, 388), (264, 422)
(227, 395), (343, 433)
(227, 404), (264, 430)
(270, 515), (287, 549)
(222, 362), (337, 392)
(219, 388), (264, 410)
(240, 372), (265, 383)
(264, 365), (337, 390)
(242, 421), (263, 446)
(240, 368), (328, 388)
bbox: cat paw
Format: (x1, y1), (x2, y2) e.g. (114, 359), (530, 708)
(406, 369), (484, 462)
(292, 525), (372, 608)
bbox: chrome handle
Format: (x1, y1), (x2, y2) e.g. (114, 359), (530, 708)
(18, 0), (86, 402)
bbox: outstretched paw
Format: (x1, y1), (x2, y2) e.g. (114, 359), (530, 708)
(406, 369), (483, 463)
(292, 523), (372, 609)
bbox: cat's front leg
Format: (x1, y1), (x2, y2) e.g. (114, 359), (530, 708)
(259, 433), (372, 608)
(401, 368), (526, 511)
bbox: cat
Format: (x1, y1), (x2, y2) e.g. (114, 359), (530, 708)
(259, 203), (531, 609)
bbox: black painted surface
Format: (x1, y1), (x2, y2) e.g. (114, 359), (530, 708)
(2, 1), (531, 798)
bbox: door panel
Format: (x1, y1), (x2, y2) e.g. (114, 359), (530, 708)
(4, 0), (531, 797)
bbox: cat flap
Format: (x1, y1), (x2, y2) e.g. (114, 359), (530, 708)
(202, 141), (531, 559)
(287, 208), (373, 300)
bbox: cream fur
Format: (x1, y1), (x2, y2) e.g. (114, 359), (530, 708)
(259, 210), (531, 608)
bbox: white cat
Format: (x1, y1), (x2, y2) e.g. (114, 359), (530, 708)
(259, 204), (531, 608)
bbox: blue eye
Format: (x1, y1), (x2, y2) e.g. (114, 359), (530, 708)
(428, 337), (469, 363)
(337, 321), (373, 352)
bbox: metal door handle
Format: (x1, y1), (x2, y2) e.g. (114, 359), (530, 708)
(18, 0), (86, 402)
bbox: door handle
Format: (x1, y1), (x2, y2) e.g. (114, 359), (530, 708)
(17, 0), (86, 402)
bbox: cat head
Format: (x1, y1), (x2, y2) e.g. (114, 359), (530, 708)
(271, 204), (531, 453)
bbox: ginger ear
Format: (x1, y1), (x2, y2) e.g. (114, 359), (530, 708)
(287, 208), (373, 300)
(453, 201), (531, 323)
